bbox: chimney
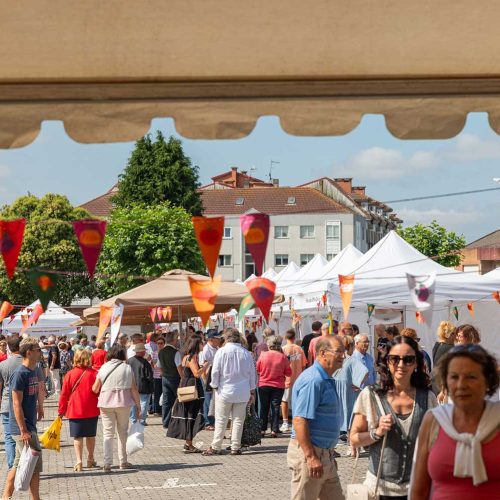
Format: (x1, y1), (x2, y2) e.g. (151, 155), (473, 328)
(352, 186), (366, 196)
(334, 178), (353, 194)
(273, 178), (279, 188)
(230, 166), (238, 187)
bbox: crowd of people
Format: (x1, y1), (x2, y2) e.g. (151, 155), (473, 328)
(0, 318), (498, 500)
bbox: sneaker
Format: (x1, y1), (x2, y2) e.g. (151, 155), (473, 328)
(279, 422), (290, 432)
(103, 464), (112, 473)
(120, 462), (133, 470)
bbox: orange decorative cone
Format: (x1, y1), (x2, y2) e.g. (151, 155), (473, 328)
(492, 291), (500, 304)
(192, 217), (224, 278)
(20, 304), (44, 336)
(240, 214), (270, 276)
(339, 275), (355, 321)
(467, 303), (474, 316)
(73, 220), (107, 278)
(0, 219), (26, 279)
(97, 305), (113, 343)
(416, 311), (425, 324)
(0, 301), (14, 322)
(188, 276), (221, 326)
(149, 308), (157, 323)
(245, 277), (276, 322)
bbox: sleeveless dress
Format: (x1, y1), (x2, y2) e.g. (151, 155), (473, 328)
(166, 358), (205, 441)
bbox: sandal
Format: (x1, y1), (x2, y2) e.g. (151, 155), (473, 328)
(204, 425), (215, 431)
(183, 444), (202, 453)
(230, 449), (242, 455)
(270, 432), (278, 438)
(87, 459), (97, 468)
(202, 447), (222, 456)
(73, 462), (83, 472)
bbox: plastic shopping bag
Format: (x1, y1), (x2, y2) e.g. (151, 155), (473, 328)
(126, 422), (145, 456)
(14, 444), (40, 492)
(39, 415), (62, 452)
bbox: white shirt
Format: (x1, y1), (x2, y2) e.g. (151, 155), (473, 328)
(199, 343), (218, 366)
(210, 342), (256, 403)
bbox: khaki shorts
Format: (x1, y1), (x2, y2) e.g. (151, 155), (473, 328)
(282, 388), (292, 404)
(14, 432), (43, 473)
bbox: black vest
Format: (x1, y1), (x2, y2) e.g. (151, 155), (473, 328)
(159, 345), (180, 379)
(368, 387), (428, 484)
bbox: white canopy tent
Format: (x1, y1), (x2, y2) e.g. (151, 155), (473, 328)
(278, 253), (328, 296)
(1, 301), (80, 337)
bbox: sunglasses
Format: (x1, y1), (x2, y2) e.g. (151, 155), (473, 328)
(387, 354), (416, 366)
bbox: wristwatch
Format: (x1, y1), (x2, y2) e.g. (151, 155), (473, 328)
(369, 428), (382, 441)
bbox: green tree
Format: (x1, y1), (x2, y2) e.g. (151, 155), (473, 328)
(96, 203), (205, 297)
(0, 194), (100, 306)
(397, 220), (466, 267)
(112, 131), (203, 215)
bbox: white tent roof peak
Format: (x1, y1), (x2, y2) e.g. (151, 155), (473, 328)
(278, 254), (328, 294)
(274, 262), (301, 285)
(262, 268), (278, 280)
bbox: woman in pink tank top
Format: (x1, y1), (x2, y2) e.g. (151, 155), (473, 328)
(410, 344), (500, 499)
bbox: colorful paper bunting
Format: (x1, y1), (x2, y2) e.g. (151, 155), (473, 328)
(240, 214), (270, 276)
(0, 301), (14, 322)
(97, 305), (113, 343)
(27, 269), (59, 312)
(110, 304), (124, 346)
(0, 219), (26, 279)
(149, 307), (157, 323)
(406, 273), (436, 325)
(73, 220), (107, 278)
(415, 311), (425, 324)
(321, 293), (328, 307)
(192, 216), (224, 278)
(467, 303), (474, 316)
(453, 306), (459, 321)
(367, 304), (375, 319)
(161, 306), (172, 321)
(492, 291), (500, 305)
(20, 304), (44, 336)
(238, 293), (255, 321)
(156, 306), (162, 322)
(245, 277), (276, 322)
(339, 275), (355, 321)
(188, 276), (221, 326)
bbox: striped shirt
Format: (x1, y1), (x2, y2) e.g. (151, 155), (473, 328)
(291, 361), (341, 449)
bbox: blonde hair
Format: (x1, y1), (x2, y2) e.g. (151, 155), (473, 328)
(342, 335), (354, 350)
(437, 321), (455, 343)
(400, 327), (418, 340)
(73, 349), (92, 368)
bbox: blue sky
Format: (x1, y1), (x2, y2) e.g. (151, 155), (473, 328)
(0, 113), (498, 243)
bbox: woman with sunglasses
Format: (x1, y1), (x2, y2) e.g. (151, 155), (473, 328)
(410, 345), (499, 499)
(350, 336), (436, 500)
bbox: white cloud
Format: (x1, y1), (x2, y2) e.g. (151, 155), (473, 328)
(397, 207), (481, 232)
(0, 165), (10, 178)
(444, 133), (500, 161)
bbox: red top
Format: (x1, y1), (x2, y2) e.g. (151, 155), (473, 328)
(0, 353), (7, 362)
(58, 367), (100, 419)
(256, 350), (292, 389)
(91, 349), (107, 371)
(428, 427), (500, 499)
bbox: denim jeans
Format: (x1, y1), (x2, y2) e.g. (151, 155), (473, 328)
(130, 393), (151, 425)
(161, 376), (180, 428)
(258, 386), (285, 433)
(1, 411), (15, 469)
(151, 378), (162, 414)
(202, 380), (214, 426)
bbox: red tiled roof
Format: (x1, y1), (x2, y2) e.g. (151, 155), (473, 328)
(200, 187), (354, 215)
(80, 191), (114, 217)
(466, 229), (500, 248)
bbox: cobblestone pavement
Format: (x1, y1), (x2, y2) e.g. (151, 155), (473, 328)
(0, 397), (368, 500)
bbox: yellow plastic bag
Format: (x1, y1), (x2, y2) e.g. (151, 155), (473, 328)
(39, 416), (62, 452)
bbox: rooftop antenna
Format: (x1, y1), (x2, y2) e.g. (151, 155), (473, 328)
(269, 160), (280, 182)
(250, 166), (257, 177)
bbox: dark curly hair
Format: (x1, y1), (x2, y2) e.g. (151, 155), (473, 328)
(106, 345), (127, 362)
(376, 335), (430, 393)
(437, 345), (499, 397)
(181, 336), (203, 357)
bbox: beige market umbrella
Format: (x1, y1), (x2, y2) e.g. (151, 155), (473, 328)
(80, 269), (281, 326)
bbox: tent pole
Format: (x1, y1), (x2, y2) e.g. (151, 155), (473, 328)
(177, 305), (183, 347)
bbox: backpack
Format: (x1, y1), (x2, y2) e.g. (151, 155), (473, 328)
(60, 351), (72, 375)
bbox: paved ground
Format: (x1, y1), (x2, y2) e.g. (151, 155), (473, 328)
(0, 397), (368, 500)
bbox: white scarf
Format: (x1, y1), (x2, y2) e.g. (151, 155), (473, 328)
(431, 401), (500, 485)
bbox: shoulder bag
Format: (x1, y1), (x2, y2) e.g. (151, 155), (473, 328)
(346, 391), (388, 500)
(176, 355), (199, 403)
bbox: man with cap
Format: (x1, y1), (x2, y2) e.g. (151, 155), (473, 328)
(199, 329), (222, 430)
(127, 343), (154, 426)
(127, 333), (152, 361)
(118, 332), (129, 349)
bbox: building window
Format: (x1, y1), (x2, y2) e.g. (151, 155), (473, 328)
(287, 196), (296, 205)
(300, 225), (315, 238)
(235, 197), (244, 205)
(326, 221), (341, 256)
(300, 254), (314, 266)
(326, 223), (340, 240)
(275, 254), (289, 266)
(326, 253), (336, 261)
(355, 221), (362, 247)
(274, 225), (289, 238)
(218, 255), (232, 267)
(223, 227), (232, 239)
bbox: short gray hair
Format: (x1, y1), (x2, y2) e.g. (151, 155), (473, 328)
(266, 335), (282, 350)
(262, 327), (274, 338)
(165, 331), (177, 344)
(223, 327), (241, 344)
(315, 335), (342, 356)
(354, 334), (368, 344)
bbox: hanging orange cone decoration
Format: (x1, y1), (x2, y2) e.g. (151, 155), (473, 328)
(492, 291), (500, 305)
(188, 276), (221, 326)
(339, 275), (355, 321)
(20, 304), (44, 336)
(245, 277), (276, 322)
(73, 220), (107, 278)
(416, 311), (425, 324)
(96, 305), (113, 343)
(0, 219), (26, 279)
(240, 214), (270, 276)
(0, 301), (14, 322)
(467, 303), (474, 316)
(192, 217), (224, 278)
(149, 308), (157, 323)
(166, 306), (172, 321)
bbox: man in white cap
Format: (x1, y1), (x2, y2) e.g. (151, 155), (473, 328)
(127, 343), (154, 426)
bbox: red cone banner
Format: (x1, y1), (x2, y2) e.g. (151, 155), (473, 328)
(20, 304), (44, 336)
(245, 277), (276, 322)
(0, 301), (14, 322)
(73, 220), (107, 278)
(492, 291), (500, 305)
(149, 308), (157, 323)
(0, 219), (26, 279)
(188, 276), (221, 326)
(240, 214), (270, 276)
(192, 216), (224, 278)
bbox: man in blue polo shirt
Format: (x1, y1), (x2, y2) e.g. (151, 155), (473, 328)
(287, 335), (345, 500)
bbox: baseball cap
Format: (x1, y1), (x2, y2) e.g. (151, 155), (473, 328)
(207, 329), (222, 339)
